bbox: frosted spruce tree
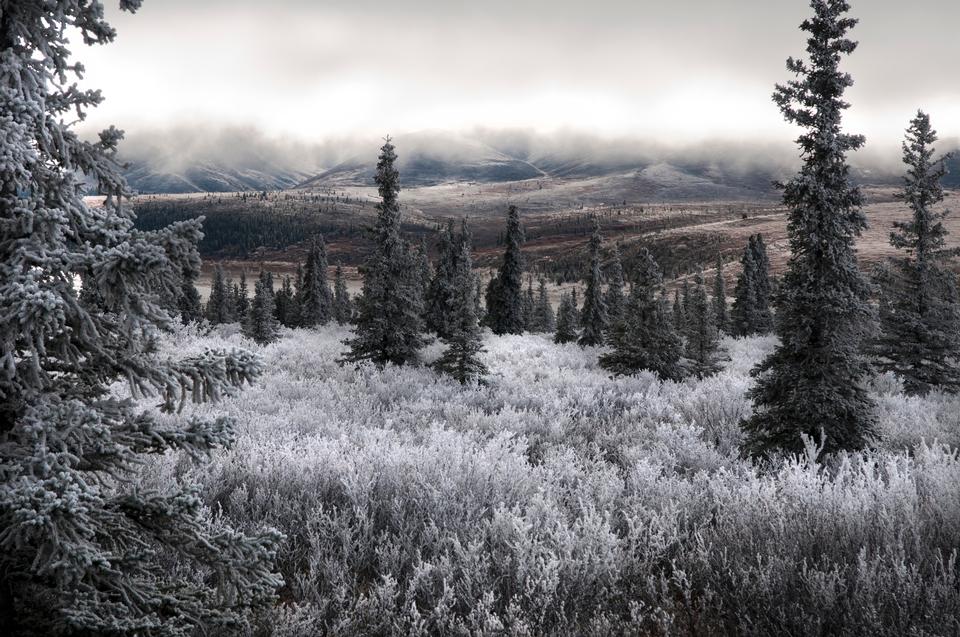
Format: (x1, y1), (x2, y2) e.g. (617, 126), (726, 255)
(742, 0), (876, 457)
(600, 248), (685, 380)
(532, 277), (556, 333)
(425, 222), (458, 337)
(672, 288), (686, 335)
(236, 269), (250, 319)
(603, 241), (626, 328)
(730, 241), (760, 336)
(298, 234), (332, 327)
(579, 218), (608, 346)
(205, 264), (234, 324)
(485, 205), (525, 335)
(685, 270), (724, 378)
(333, 263), (353, 325)
(874, 111), (960, 394)
(433, 222), (488, 384)
(177, 265), (204, 324)
(343, 138), (427, 366)
(522, 275), (536, 330)
(243, 272), (280, 345)
(0, 2), (281, 634)
(750, 234), (774, 332)
(712, 252), (728, 332)
(554, 291), (579, 344)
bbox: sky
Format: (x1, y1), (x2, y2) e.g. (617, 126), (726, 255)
(77, 0), (959, 153)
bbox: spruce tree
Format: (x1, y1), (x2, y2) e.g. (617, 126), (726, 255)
(177, 265), (204, 324)
(533, 277), (556, 333)
(730, 242), (760, 336)
(672, 288), (686, 335)
(579, 218), (608, 346)
(603, 241), (626, 328)
(205, 264), (234, 324)
(599, 248), (685, 380)
(425, 222), (457, 337)
(275, 275), (300, 328)
(743, 0), (876, 457)
(333, 263), (353, 325)
(299, 235), (333, 327)
(523, 275), (536, 331)
(343, 138), (427, 366)
(485, 205), (525, 335)
(554, 291), (579, 344)
(685, 270), (724, 379)
(433, 222), (488, 384)
(0, 4), (280, 634)
(236, 270), (250, 319)
(712, 252), (728, 332)
(244, 271), (281, 345)
(750, 234), (774, 332)
(874, 111), (960, 394)
(474, 274), (486, 326)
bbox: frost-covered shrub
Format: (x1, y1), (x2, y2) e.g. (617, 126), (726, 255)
(141, 326), (960, 636)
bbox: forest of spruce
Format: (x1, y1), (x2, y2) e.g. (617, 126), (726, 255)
(2, 1), (960, 636)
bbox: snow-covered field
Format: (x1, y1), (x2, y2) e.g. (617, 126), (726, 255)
(141, 324), (960, 635)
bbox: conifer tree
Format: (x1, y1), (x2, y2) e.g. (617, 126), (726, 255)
(743, 0), (876, 457)
(299, 235), (333, 327)
(685, 270), (724, 378)
(205, 264), (234, 324)
(485, 205), (526, 335)
(579, 218), (608, 346)
(554, 291), (579, 344)
(600, 249), (685, 380)
(713, 252), (728, 332)
(333, 263), (353, 325)
(433, 222), (488, 384)
(730, 242), (760, 336)
(0, 4), (280, 634)
(672, 288), (686, 335)
(244, 271), (281, 345)
(177, 265), (204, 324)
(750, 234), (774, 332)
(533, 277), (556, 333)
(523, 275), (536, 331)
(343, 138), (427, 366)
(874, 111), (960, 394)
(236, 270), (250, 319)
(604, 242), (626, 327)
(474, 274), (486, 326)
(425, 222), (457, 337)
(415, 237), (433, 317)
(275, 275), (300, 327)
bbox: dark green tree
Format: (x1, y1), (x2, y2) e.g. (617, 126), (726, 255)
(485, 205), (525, 335)
(750, 234), (774, 332)
(343, 137), (427, 366)
(433, 222), (488, 384)
(177, 265), (203, 324)
(742, 0), (876, 457)
(730, 242), (760, 336)
(299, 234), (333, 327)
(236, 270), (250, 319)
(532, 277), (556, 333)
(685, 270), (724, 378)
(603, 241), (626, 328)
(874, 111), (960, 394)
(0, 3), (280, 633)
(554, 291), (579, 344)
(713, 252), (728, 332)
(244, 271), (281, 345)
(600, 249), (685, 380)
(425, 222), (457, 337)
(333, 263), (353, 325)
(579, 219), (608, 346)
(205, 264), (234, 324)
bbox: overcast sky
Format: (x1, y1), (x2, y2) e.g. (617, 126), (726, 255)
(78, 0), (959, 150)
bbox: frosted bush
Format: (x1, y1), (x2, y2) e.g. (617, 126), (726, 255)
(139, 325), (960, 636)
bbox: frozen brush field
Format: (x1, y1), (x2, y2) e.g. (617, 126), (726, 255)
(135, 324), (960, 636)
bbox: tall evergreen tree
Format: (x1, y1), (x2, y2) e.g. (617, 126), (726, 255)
(874, 111), (960, 394)
(177, 265), (204, 324)
(554, 291), (579, 344)
(604, 241), (626, 327)
(474, 274), (486, 326)
(600, 249), (685, 380)
(236, 269), (250, 319)
(730, 242), (760, 336)
(333, 263), (353, 325)
(532, 277), (556, 333)
(743, 0), (876, 457)
(672, 288), (686, 335)
(523, 275), (536, 330)
(205, 264), (234, 324)
(579, 219), (608, 346)
(712, 252), (728, 332)
(433, 222), (488, 384)
(0, 3), (280, 634)
(299, 235), (333, 327)
(425, 222), (457, 337)
(274, 275), (300, 328)
(485, 205), (525, 335)
(244, 271), (281, 345)
(750, 234), (774, 332)
(685, 270), (724, 378)
(343, 138), (428, 366)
